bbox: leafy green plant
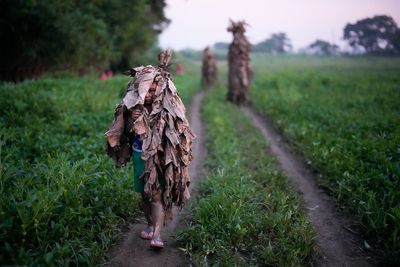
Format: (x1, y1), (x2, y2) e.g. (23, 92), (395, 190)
(0, 73), (198, 266)
(178, 88), (314, 266)
(250, 55), (400, 264)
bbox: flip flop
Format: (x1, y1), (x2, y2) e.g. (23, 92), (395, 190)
(150, 238), (164, 249)
(140, 227), (153, 240)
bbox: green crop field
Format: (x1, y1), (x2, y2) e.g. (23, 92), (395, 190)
(0, 73), (199, 265)
(178, 87), (314, 266)
(1, 54), (399, 266)
(250, 54), (400, 263)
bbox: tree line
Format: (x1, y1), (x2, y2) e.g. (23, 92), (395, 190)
(216, 15), (400, 56)
(0, 0), (168, 81)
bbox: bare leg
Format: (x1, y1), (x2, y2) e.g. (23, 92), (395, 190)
(141, 193), (152, 228)
(139, 193), (153, 239)
(151, 191), (164, 241)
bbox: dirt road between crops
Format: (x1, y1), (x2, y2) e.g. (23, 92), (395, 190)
(243, 106), (376, 267)
(106, 91), (205, 267)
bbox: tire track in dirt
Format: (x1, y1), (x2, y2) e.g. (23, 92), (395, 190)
(243, 106), (375, 267)
(106, 91), (206, 267)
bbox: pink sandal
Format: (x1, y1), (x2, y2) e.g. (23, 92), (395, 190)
(150, 238), (164, 249)
(140, 227), (153, 240)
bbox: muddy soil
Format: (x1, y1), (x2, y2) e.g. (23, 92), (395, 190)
(243, 106), (376, 267)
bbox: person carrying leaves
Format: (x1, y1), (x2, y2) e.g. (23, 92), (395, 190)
(227, 20), (252, 105)
(201, 46), (218, 89)
(105, 50), (195, 249)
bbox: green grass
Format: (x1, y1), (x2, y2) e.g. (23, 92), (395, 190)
(178, 87), (315, 266)
(250, 55), (400, 264)
(0, 72), (199, 266)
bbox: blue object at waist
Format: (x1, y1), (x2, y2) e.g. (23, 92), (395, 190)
(132, 134), (143, 152)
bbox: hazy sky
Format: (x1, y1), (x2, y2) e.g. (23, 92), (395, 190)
(159, 0), (400, 51)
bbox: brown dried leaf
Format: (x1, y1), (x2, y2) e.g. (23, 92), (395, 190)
(105, 51), (195, 213)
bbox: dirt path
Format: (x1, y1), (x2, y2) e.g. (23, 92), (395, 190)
(106, 91), (206, 267)
(243, 107), (375, 267)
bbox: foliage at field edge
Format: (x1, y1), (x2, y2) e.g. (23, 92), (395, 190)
(0, 0), (168, 81)
(250, 56), (400, 264)
(178, 88), (315, 266)
(0, 72), (198, 266)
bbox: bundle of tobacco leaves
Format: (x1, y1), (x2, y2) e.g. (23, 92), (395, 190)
(226, 20), (252, 105)
(201, 46), (218, 89)
(105, 50), (195, 216)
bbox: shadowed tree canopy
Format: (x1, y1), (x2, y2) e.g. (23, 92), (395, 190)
(306, 40), (340, 56)
(253, 32), (292, 54)
(0, 0), (169, 81)
(343, 15), (400, 55)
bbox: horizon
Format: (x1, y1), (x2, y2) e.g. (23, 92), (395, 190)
(159, 0), (400, 51)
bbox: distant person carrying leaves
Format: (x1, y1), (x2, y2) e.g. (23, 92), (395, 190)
(105, 50), (195, 249)
(201, 46), (218, 88)
(227, 20), (252, 105)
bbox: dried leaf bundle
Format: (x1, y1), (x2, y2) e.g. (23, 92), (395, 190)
(105, 50), (195, 217)
(201, 47), (218, 88)
(227, 20), (252, 105)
